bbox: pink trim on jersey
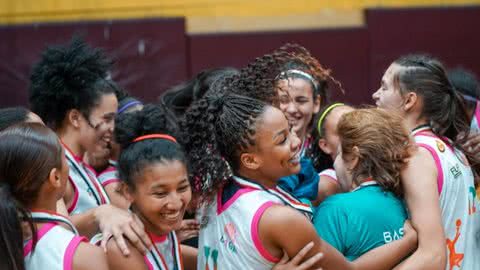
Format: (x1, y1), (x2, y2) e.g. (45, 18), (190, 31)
(23, 223), (56, 257)
(63, 236), (87, 270)
(217, 187), (256, 215)
(251, 201), (281, 263)
(67, 176), (79, 214)
(100, 166), (117, 174)
(475, 101), (480, 126)
(102, 179), (120, 187)
(414, 132), (454, 152)
(417, 143), (444, 194)
(144, 257), (154, 270)
(149, 232), (167, 243)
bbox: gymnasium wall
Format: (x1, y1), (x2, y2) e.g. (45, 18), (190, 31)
(1, 6), (479, 106)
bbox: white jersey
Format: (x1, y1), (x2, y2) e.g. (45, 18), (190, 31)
(412, 126), (480, 270)
(63, 144), (110, 214)
(318, 168), (338, 183)
(198, 176), (312, 270)
(98, 165), (120, 188)
(470, 100), (480, 132)
(24, 212), (85, 270)
(144, 231), (183, 270)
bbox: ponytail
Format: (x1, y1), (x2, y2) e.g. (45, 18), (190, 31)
(0, 183), (36, 270)
(180, 93), (268, 204)
(393, 54), (480, 180)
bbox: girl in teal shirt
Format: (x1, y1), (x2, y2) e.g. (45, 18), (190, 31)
(314, 108), (415, 261)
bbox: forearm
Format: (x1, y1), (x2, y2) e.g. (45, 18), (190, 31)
(70, 208), (99, 238)
(352, 237), (416, 270)
(181, 244), (198, 270)
(393, 246), (445, 270)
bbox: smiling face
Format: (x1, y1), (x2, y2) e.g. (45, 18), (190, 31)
(80, 93), (118, 153)
(277, 78), (321, 140)
(125, 159), (191, 235)
(241, 106), (302, 185)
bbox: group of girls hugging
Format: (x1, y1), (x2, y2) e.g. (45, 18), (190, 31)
(0, 37), (479, 270)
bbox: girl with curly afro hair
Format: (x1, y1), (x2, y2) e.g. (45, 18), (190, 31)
(29, 37), (152, 257)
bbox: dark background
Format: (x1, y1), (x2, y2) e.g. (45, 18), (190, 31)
(1, 6), (479, 107)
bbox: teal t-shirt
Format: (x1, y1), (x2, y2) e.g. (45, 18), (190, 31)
(313, 183), (407, 261)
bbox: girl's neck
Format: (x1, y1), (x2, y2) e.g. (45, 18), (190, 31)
(235, 170), (277, 189)
(403, 114), (429, 133)
(58, 130), (84, 158)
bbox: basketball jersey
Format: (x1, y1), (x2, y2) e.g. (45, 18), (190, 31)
(318, 168), (338, 183)
(198, 176), (312, 270)
(63, 143), (110, 214)
(144, 231), (183, 270)
(24, 211), (86, 270)
(470, 100), (480, 132)
(98, 164), (120, 188)
(412, 126), (480, 270)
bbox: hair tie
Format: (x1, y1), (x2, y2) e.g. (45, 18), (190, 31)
(276, 69), (319, 92)
(132, 134), (177, 143)
(317, 103), (345, 136)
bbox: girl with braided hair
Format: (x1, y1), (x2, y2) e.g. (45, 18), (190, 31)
(373, 54), (480, 270)
(181, 91), (417, 270)
(29, 37), (151, 256)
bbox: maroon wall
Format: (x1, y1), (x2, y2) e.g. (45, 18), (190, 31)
(188, 28), (370, 104)
(1, 6), (479, 107)
(366, 6), (480, 99)
(0, 18), (187, 107)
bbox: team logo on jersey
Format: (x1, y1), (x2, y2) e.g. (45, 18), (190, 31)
(436, 140), (445, 152)
(450, 164), (462, 179)
(220, 223), (237, 253)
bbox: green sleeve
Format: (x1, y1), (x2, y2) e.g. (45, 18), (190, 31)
(313, 202), (348, 255)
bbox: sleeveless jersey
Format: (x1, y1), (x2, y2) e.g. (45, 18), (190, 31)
(318, 168), (338, 183)
(412, 127), (480, 270)
(198, 176), (312, 270)
(144, 231), (183, 270)
(24, 211), (85, 270)
(63, 143), (110, 214)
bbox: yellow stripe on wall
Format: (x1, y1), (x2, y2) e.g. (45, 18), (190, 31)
(1, 0), (479, 33)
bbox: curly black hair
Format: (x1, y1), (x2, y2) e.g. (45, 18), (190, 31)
(160, 67), (239, 118)
(180, 92), (268, 203)
(29, 37), (119, 129)
(115, 103), (185, 190)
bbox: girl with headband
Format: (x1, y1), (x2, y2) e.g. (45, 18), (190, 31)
(106, 103), (198, 269)
(29, 38), (151, 256)
(181, 91), (417, 270)
(373, 54), (480, 269)
(308, 102), (354, 204)
(274, 45), (343, 204)
(314, 108), (412, 261)
(0, 123), (108, 270)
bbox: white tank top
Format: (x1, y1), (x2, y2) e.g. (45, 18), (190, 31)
(63, 144), (110, 214)
(318, 168), (338, 183)
(197, 176), (312, 270)
(144, 231), (183, 270)
(412, 126), (480, 270)
(98, 165), (120, 188)
(24, 212), (85, 270)
(470, 100), (480, 132)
